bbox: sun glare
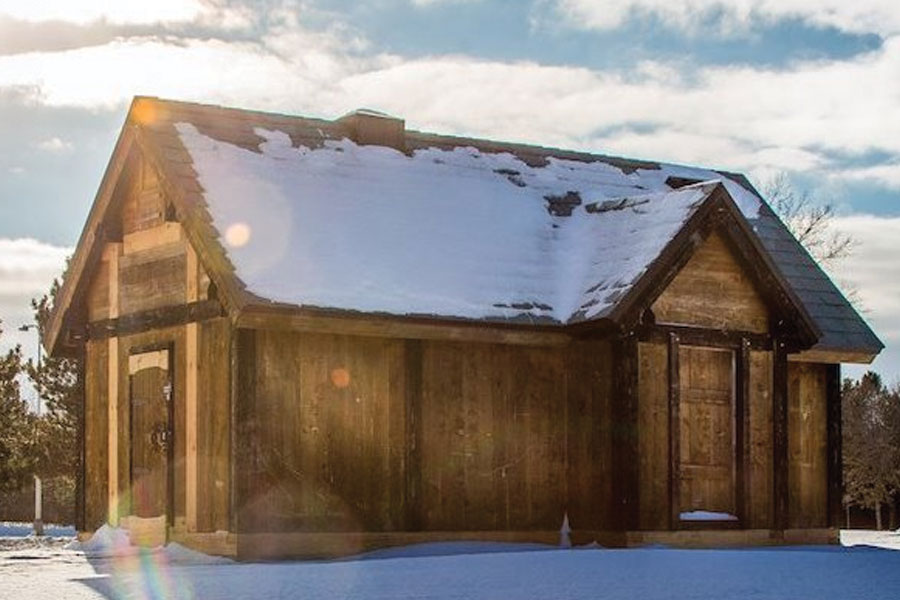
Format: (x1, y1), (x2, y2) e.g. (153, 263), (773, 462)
(224, 222), (251, 248)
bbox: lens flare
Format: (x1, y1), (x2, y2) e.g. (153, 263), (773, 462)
(224, 222), (251, 248)
(331, 367), (351, 388)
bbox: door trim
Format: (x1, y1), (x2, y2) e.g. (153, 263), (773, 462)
(128, 342), (175, 532)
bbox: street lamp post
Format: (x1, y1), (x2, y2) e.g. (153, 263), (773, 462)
(19, 323), (43, 537)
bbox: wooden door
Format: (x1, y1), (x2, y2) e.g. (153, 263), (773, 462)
(129, 349), (172, 520)
(679, 346), (735, 517)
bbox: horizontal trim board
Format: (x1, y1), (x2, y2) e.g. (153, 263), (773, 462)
(639, 323), (772, 350)
(87, 300), (224, 340)
(790, 349), (877, 365)
(236, 307), (574, 346)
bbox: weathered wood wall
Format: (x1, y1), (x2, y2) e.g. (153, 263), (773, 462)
(747, 350), (774, 528)
(638, 341), (668, 530)
(652, 231), (769, 333)
(235, 330), (613, 536)
(419, 341), (567, 531)
(121, 157), (165, 234)
(566, 340), (613, 533)
(787, 362), (828, 528)
(196, 317), (232, 532)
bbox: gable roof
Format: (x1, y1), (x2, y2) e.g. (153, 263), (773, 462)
(46, 97), (882, 363)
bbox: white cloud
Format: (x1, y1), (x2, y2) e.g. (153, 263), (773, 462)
(0, 238), (69, 298)
(830, 215), (900, 377)
(0, 239), (69, 383)
(34, 136), (73, 153)
(835, 163), (900, 190)
(555, 0), (900, 36)
(0, 24), (896, 185)
(410, 0), (481, 5)
(0, 0), (209, 25)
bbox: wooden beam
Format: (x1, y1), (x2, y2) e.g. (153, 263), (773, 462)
(826, 363), (842, 528)
(667, 332), (680, 530)
(185, 244), (199, 533)
(790, 348), (878, 365)
(87, 300), (224, 340)
(228, 328), (238, 533)
(736, 338), (751, 525)
(639, 324), (771, 351)
(612, 333), (639, 530)
(404, 339), (423, 531)
(772, 340), (789, 530)
(75, 345), (86, 532)
(235, 307), (572, 347)
(122, 222), (183, 255)
(107, 243), (121, 526)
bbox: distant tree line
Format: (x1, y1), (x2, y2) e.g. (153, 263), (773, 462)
(843, 373), (900, 529)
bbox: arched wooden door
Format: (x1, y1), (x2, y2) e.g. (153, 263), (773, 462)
(128, 348), (173, 543)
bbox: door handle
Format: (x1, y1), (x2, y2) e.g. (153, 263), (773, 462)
(150, 422), (170, 452)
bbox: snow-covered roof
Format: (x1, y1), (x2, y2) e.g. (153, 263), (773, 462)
(174, 121), (760, 324)
(64, 97), (877, 360)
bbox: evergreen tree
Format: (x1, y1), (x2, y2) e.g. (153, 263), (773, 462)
(26, 281), (82, 481)
(0, 322), (36, 494)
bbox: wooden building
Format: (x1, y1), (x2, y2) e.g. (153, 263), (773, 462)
(45, 97), (883, 558)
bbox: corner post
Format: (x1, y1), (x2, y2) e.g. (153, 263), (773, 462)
(772, 340), (789, 530)
(76, 344), (87, 532)
(736, 338), (751, 525)
(826, 363), (842, 528)
(667, 332), (680, 530)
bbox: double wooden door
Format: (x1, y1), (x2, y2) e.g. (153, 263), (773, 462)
(129, 349), (173, 521)
(678, 345), (736, 518)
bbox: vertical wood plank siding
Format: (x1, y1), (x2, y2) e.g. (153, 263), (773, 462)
(787, 362), (828, 528)
(565, 340), (613, 533)
(637, 341), (668, 530)
(232, 331), (613, 536)
(613, 334), (640, 531)
(403, 339), (423, 530)
(234, 328), (256, 535)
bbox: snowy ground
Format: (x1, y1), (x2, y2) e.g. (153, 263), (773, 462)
(2, 527), (900, 599)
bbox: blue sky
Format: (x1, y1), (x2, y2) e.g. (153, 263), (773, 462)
(0, 0), (898, 389)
